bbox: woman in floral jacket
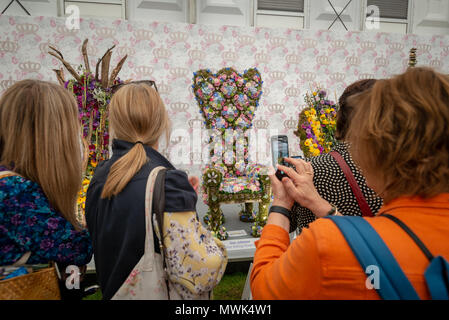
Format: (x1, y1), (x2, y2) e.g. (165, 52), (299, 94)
(0, 80), (93, 286)
(85, 81), (227, 300)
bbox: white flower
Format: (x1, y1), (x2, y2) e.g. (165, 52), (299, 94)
(206, 171), (219, 184)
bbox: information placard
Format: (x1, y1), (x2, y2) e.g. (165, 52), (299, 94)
(222, 238), (257, 251)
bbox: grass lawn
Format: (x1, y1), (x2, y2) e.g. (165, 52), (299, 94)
(83, 289), (103, 300)
(83, 272), (248, 300)
(213, 272), (247, 300)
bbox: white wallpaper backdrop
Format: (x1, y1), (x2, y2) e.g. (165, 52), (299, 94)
(1, 15), (449, 178)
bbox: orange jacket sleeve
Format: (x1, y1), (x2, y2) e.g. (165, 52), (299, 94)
(250, 224), (323, 299)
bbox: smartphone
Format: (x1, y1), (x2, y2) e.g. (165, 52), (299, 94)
(271, 135), (290, 180)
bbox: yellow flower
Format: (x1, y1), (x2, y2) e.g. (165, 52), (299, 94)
(312, 149), (320, 156)
(325, 108), (331, 114)
(304, 111), (310, 117)
(313, 92), (317, 96)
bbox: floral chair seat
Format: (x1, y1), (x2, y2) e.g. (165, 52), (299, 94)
(219, 176), (261, 194)
(193, 68), (271, 240)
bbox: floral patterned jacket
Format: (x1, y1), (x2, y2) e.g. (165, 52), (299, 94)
(0, 166), (93, 266)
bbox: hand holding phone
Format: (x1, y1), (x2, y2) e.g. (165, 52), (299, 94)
(271, 135), (291, 180)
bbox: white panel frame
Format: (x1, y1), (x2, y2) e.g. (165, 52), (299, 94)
(62, 0), (126, 19)
(361, 0), (411, 34)
(410, 0), (449, 35)
(196, 0), (253, 27)
(308, 0), (364, 32)
(254, 0), (307, 29)
(127, 0), (189, 23)
(1, 0), (60, 16)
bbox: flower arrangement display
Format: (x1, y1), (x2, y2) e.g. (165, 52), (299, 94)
(49, 39), (127, 225)
(294, 88), (339, 158)
(193, 68), (271, 240)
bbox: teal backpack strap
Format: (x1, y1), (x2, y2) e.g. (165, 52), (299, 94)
(382, 214), (449, 300)
(326, 215), (420, 300)
(425, 257), (449, 300)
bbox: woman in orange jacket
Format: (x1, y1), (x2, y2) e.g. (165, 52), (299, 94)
(251, 67), (449, 300)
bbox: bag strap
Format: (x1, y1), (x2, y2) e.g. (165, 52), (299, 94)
(12, 252), (31, 267)
(326, 215), (420, 300)
(151, 168), (170, 296)
(142, 166), (166, 271)
(329, 151), (374, 217)
(152, 169), (167, 246)
(381, 214), (434, 261)
(381, 214), (449, 300)
(0, 170), (19, 180)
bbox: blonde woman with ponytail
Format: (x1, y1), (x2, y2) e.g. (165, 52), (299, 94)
(0, 80), (93, 293)
(85, 82), (227, 300)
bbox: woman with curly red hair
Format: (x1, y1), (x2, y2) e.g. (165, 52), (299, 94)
(252, 67), (449, 299)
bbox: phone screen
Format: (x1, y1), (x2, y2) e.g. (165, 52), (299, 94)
(271, 135), (289, 168)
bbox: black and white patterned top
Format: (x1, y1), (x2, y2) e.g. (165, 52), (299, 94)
(290, 142), (383, 234)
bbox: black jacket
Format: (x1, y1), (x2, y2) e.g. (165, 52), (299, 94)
(85, 139), (197, 300)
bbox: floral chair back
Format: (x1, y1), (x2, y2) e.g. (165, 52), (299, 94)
(192, 68), (263, 178)
(192, 68), (269, 240)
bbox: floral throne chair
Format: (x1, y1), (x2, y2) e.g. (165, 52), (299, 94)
(193, 68), (271, 240)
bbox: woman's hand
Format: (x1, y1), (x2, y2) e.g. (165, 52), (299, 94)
(188, 176), (200, 194)
(268, 167), (294, 210)
(277, 158), (332, 218)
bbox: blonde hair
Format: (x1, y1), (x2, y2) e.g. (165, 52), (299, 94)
(101, 83), (170, 199)
(0, 80), (82, 228)
(347, 67), (449, 203)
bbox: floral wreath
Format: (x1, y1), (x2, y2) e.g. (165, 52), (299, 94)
(49, 39), (126, 224)
(294, 88), (338, 158)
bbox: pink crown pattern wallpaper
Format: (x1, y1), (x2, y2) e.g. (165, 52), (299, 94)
(0, 15), (448, 177)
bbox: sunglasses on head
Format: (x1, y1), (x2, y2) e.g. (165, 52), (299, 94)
(111, 80), (158, 94)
